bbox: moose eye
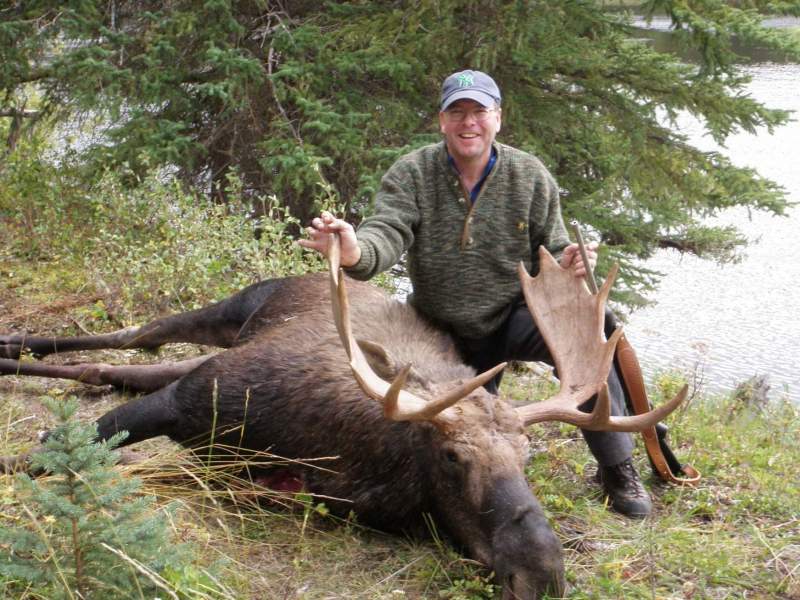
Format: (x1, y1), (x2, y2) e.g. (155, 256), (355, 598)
(445, 449), (459, 463)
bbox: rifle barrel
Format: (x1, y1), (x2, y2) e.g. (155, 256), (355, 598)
(569, 220), (599, 294)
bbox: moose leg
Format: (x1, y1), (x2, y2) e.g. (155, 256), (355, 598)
(0, 327), (146, 359)
(0, 355), (212, 393)
(0, 312), (240, 359)
(95, 381), (182, 445)
(0, 278), (289, 359)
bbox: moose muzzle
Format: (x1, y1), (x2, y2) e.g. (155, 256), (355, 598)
(482, 476), (566, 599)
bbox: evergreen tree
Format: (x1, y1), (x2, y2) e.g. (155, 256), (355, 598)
(0, 397), (197, 599)
(1, 1), (799, 303)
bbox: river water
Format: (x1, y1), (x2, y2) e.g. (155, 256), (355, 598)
(623, 22), (800, 403)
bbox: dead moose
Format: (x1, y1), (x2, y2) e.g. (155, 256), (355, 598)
(0, 236), (685, 599)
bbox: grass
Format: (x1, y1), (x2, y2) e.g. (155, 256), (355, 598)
(1, 243), (799, 599)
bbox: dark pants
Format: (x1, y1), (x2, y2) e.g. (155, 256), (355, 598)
(455, 300), (634, 467)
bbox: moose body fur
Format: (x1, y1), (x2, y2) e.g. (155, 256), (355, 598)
(112, 275), (475, 531)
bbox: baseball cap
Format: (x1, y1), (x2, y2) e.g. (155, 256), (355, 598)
(440, 70), (502, 111)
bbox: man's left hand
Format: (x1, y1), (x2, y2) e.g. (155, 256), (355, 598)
(560, 242), (598, 278)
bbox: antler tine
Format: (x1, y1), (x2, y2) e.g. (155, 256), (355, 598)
(596, 262), (618, 326)
(519, 381), (687, 432)
(326, 233), (503, 422)
(515, 247), (684, 431)
(383, 361), (509, 422)
(605, 384), (688, 431)
(327, 234), (348, 347)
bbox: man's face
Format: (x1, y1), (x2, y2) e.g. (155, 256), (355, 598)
(439, 99), (502, 166)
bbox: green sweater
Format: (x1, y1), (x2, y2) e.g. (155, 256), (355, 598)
(345, 141), (570, 339)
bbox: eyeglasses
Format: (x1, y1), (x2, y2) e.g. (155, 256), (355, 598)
(443, 107), (497, 123)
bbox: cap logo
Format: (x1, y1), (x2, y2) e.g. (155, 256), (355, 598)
(456, 73), (474, 88)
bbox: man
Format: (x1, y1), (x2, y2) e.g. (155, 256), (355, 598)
(299, 69), (651, 517)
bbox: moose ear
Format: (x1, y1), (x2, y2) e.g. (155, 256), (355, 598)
(356, 339), (396, 380)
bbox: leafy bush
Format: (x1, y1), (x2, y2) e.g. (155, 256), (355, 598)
(83, 169), (322, 317)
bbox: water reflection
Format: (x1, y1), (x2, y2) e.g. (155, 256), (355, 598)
(631, 15), (800, 63)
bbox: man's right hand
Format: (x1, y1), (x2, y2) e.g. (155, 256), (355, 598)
(297, 211), (362, 267)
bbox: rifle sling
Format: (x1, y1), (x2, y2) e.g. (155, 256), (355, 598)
(615, 334), (701, 486)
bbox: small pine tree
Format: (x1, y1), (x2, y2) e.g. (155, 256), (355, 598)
(0, 397), (194, 599)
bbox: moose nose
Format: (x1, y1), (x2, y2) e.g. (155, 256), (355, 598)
(482, 477), (566, 599)
(494, 508), (565, 599)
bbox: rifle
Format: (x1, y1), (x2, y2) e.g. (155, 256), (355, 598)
(570, 221), (701, 485)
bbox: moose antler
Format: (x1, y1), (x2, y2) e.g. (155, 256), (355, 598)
(327, 234), (506, 421)
(515, 247), (686, 431)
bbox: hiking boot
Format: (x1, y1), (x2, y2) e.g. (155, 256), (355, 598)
(596, 458), (652, 518)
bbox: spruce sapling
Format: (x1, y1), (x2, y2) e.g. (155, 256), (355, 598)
(0, 396), (194, 599)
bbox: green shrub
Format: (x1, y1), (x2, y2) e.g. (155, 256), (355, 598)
(83, 170), (322, 317)
(0, 397), (227, 599)
(1, 134), (326, 323)
(0, 133), (87, 260)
